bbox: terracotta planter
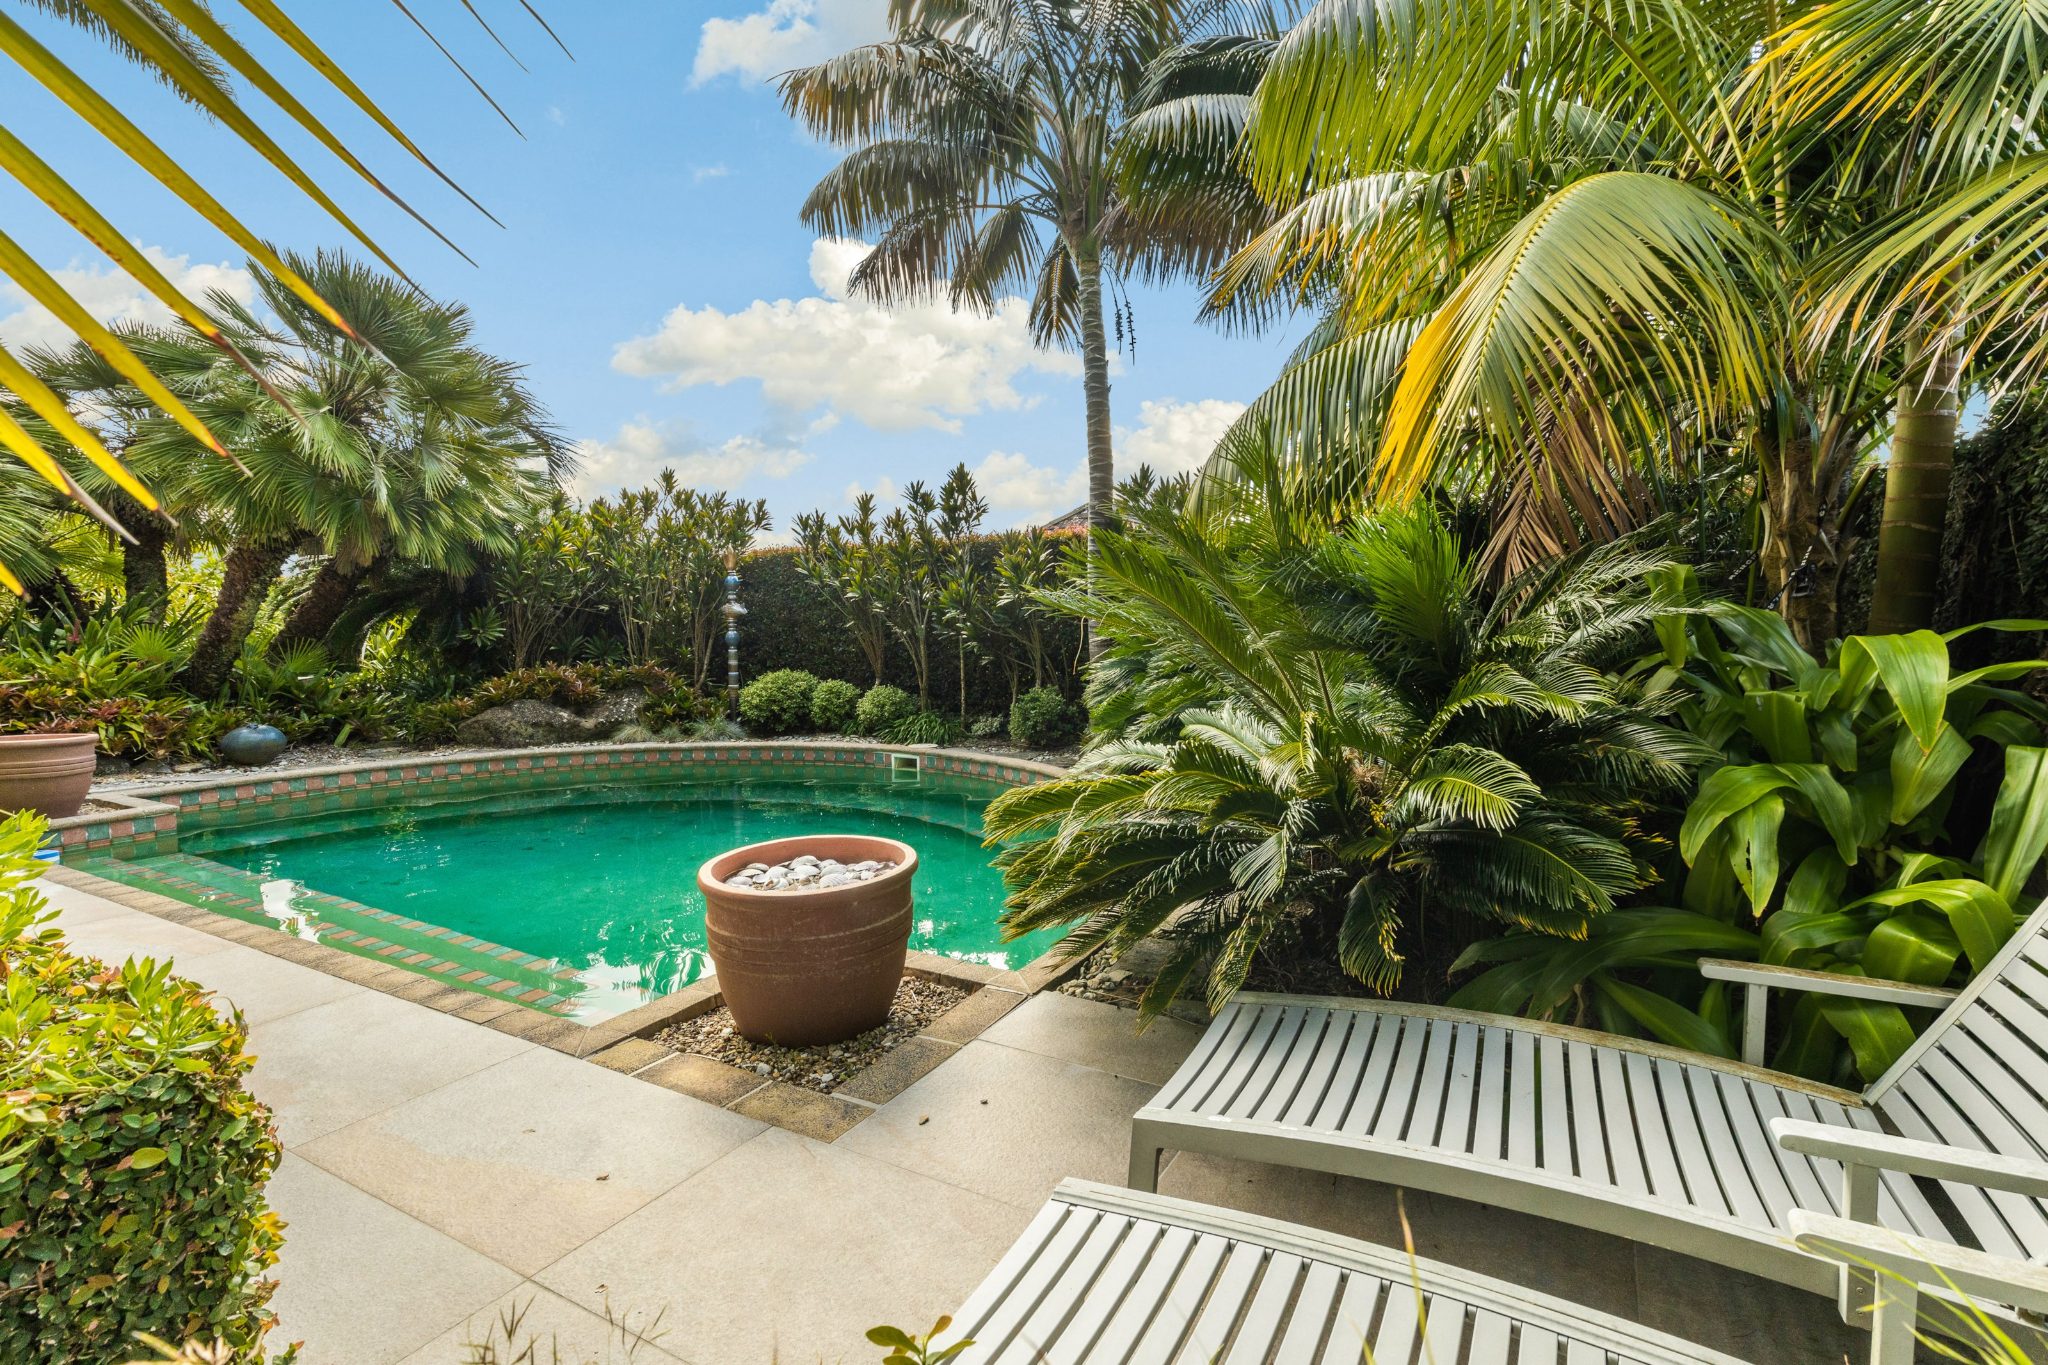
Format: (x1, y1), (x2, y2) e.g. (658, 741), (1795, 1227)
(697, 834), (917, 1047)
(0, 731), (98, 818)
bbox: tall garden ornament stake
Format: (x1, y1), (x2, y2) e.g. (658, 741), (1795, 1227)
(722, 550), (746, 718)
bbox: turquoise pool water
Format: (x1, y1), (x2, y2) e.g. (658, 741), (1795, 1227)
(120, 771), (1055, 1020)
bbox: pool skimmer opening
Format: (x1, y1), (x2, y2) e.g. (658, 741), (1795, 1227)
(890, 752), (922, 781)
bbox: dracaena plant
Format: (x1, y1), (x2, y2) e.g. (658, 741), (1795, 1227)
(984, 500), (1703, 1018)
(1456, 576), (2048, 1083)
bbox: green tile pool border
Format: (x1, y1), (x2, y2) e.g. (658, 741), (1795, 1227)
(44, 743), (1080, 1110)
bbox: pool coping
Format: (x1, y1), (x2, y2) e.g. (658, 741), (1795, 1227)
(45, 740), (1082, 1142)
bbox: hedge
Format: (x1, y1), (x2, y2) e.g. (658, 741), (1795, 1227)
(0, 815), (286, 1364)
(737, 541), (1085, 719)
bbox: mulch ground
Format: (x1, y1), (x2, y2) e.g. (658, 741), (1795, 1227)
(652, 975), (967, 1094)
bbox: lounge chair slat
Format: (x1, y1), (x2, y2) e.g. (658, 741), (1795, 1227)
(1596, 1047), (1649, 1195)
(1715, 1073), (1799, 1222)
(1316, 1271), (1387, 1364)
(965, 1203), (1102, 1355)
(1539, 1035), (1573, 1175)
(1472, 1023), (1510, 1160)
(1269, 1258), (1345, 1361)
(1568, 1041), (1611, 1185)
(1405, 1015), (1457, 1146)
(1507, 1028), (1539, 1167)
(1623, 1052), (1685, 1203)
(1171, 1241), (1266, 1365)
(1122, 1222), (1231, 1362)
(1216, 1250), (1302, 1362)
(1082, 1222), (1199, 1361)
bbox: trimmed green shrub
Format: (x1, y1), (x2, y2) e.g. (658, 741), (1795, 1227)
(0, 814), (286, 1364)
(881, 710), (964, 746)
(854, 683), (916, 736)
(738, 668), (819, 735)
(1009, 686), (1082, 748)
(810, 679), (860, 733)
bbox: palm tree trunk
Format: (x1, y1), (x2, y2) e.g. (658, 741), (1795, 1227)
(179, 538), (295, 696)
(1760, 428), (1840, 650)
(108, 492), (171, 622)
(1869, 336), (1962, 634)
(273, 555), (376, 659)
(1075, 237), (1115, 662)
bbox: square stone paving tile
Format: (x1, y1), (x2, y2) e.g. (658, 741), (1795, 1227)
(918, 984), (1026, 1045)
(535, 1127), (1031, 1364)
(837, 1035), (957, 1104)
(977, 991), (1203, 1084)
(49, 893), (239, 966)
(154, 937), (362, 1027)
(249, 989), (535, 1147)
(635, 1052), (768, 1107)
(298, 1046), (764, 1276)
(395, 1283), (691, 1365)
(836, 1038), (1158, 1211)
(266, 1153), (521, 1365)
(731, 1080), (872, 1141)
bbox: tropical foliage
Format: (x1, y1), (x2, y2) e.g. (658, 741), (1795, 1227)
(1457, 598), (2048, 1082)
(1146, 0), (2048, 647)
(985, 500), (1704, 1016)
(0, 0), (562, 586)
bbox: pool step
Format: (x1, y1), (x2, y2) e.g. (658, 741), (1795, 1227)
(67, 852), (587, 1012)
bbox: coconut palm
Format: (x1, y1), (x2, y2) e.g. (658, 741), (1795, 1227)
(983, 490), (1706, 1016)
(0, 1), (561, 586)
(1179, 0), (2048, 645)
(779, 0), (1261, 629)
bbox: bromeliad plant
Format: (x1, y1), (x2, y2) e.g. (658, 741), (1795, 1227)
(1457, 581), (2048, 1083)
(985, 503), (1704, 1017)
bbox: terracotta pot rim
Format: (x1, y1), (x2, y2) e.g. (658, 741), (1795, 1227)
(0, 731), (98, 747)
(696, 833), (918, 901)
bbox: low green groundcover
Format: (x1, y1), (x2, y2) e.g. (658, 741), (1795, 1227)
(0, 815), (286, 1364)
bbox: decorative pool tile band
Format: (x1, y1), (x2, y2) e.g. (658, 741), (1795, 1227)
(51, 741), (1065, 854)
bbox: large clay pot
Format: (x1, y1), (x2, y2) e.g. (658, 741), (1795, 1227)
(0, 731), (99, 818)
(697, 834), (917, 1047)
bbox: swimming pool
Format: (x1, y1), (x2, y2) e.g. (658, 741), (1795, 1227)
(64, 747), (1061, 1022)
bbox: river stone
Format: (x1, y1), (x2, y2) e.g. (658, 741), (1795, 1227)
(454, 699), (606, 748)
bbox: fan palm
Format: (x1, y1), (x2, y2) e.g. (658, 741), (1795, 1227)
(983, 491), (1706, 1016)
(1172, 0), (2048, 646)
(0, 1), (561, 587)
(38, 251), (564, 693)
(779, 0), (1258, 625)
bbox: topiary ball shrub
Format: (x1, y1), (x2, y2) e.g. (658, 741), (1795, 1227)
(854, 683), (916, 736)
(737, 669), (819, 736)
(0, 813), (286, 1365)
(809, 679), (860, 733)
(1010, 686), (1083, 748)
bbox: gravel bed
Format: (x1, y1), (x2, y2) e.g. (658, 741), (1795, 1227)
(653, 975), (968, 1094)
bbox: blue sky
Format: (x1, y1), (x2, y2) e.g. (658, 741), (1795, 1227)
(0, 1), (1306, 539)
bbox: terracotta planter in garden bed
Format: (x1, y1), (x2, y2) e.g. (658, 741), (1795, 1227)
(0, 731), (98, 818)
(697, 834), (917, 1047)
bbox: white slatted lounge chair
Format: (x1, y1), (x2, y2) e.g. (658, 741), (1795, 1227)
(1128, 897), (2048, 1316)
(938, 1177), (1756, 1363)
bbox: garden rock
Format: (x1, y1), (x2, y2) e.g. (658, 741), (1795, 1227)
(455, 699), (605, 748)
(587, 685), (649, 735)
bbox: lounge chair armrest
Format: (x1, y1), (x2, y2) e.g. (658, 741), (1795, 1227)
(1790, 1210), (2048, 1317)
(1772, 1119), (2048, 1200)
(1702, 960), (1961, 1067)
(1698, 959), (1961, 1007)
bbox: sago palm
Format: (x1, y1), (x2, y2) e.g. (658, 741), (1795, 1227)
(984, 496), (1706, 1016)
(1164, 0), (2048, 645)
(0, 1), (561, 587)
(779, 0), (1256, 580)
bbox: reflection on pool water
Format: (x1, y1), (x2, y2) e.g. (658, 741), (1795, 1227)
(99, 771), (1054, 1021)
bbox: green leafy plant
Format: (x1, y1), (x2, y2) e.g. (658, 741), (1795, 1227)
(737, 669), (820, 736)
(881, 710), (964, 746)
(988, 503), (1702, 1016)
(1008, 686), (1082, 749)
(0, 813), (286, 1364)
(855, 684), (916, 737)
(865, 1317), (971, 1365)
(1457, 589), (2048, 1081)
(809, 679), (861, 733)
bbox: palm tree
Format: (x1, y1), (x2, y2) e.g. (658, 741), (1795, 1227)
(984, 486), (1704, 1016)
(42, 252), (565, 693)
(779, 0), (1251, 650)
(0, 1), (562, 585)
(1180, 0), (2048, 645)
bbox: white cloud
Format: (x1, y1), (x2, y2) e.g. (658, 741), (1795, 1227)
(971, 450), (1088, 517)
(1117, 398), (1247, 478)
(571, 421), (812, 499)
(692, 0), (890, 86)
(843, 475), (898, 505)
(611, 238), (1081, 433)
(0, 247), (256, 351)
(692, 163), (730, 183)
